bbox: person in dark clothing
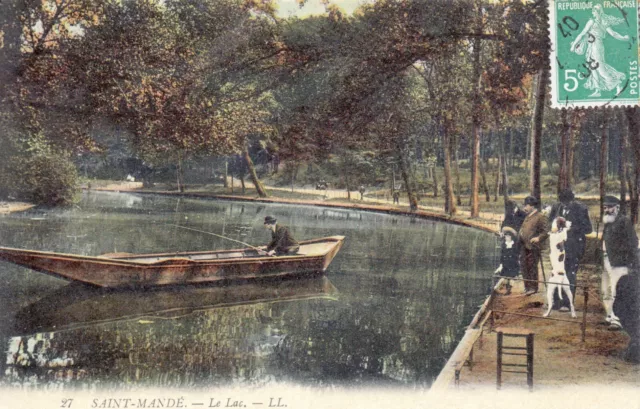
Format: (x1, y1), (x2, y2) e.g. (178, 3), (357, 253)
(392, 191), (400, 204)
(518, 196), (549, 295)
(494, 226), (520, 295)
(502, 199), (527, 231)
(614, 267), (640, 363)
(601, 195), (638, 331)
(263, 216), (299, 256)
(548, 189), (593, 310)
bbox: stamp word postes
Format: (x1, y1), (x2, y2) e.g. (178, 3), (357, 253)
(550, 0), (640, 108)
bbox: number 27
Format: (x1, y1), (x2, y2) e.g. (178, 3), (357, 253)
(61, 399), (73, 408)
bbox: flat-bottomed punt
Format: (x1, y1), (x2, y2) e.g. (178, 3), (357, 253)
(0, 236), (345, 288)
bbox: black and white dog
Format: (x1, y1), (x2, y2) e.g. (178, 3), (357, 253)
(543, 217), (577, 318)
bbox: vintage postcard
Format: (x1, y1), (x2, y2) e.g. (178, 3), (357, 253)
(1, 0), (639, 408)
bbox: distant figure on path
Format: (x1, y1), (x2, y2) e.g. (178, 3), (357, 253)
(393, 191), (400, 204)
(358, 185), (366, 200)
(548, 188), (593, 310)
(262, 216), (299, 256)
(518, 196), (549, 296)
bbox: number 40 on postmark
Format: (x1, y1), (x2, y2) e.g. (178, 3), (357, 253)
(550, 0), (640, 108)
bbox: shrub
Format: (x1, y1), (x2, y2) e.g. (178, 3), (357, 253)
(9, 153), (78, 205)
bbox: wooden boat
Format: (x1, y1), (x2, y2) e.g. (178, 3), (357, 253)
(13, 276), (339, 335)
(0, 236), (345, 288)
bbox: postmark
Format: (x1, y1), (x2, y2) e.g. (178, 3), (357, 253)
(550, 0), (640, 108)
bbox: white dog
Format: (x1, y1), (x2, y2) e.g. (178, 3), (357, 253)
(544, 217), (577, 318)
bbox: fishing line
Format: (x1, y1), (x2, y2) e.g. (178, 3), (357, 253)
(168, 223), (266, 252)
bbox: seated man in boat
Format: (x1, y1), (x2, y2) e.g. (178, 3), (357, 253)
(262, 216), (300, 256)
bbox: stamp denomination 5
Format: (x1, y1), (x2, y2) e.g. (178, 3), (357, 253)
(550, 0), (639, 107)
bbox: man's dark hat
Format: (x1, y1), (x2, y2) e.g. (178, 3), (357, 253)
(524, 196), (539, 206)
(559, 188), (575, 203)
(603, 195), (620, 207)
(264, 216), (277, 224)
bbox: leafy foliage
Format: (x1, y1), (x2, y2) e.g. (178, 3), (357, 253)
(3, 151), (78, 205)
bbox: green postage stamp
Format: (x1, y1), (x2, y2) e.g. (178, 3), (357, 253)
(550, 0), (640, 108)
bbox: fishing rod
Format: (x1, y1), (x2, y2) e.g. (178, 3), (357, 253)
(169, 224), (268, 254)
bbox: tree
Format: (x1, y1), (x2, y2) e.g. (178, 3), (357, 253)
(413, 53), (473, 215)
(485, 0), (549, 205)
(47, 0), (279, 194)
(0, 0), (106, 203)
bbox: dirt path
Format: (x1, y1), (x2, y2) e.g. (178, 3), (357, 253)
(454, 272), (640, 391)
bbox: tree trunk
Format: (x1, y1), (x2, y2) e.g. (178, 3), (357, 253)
(223, 158), (229, 188)
(530, 67), (547, 205)
(479, 156), (490, 202)
(470, 29), (482, 217)
(391, 167), (396, 196)
(619, 110), (628, 214)
(176, 156), (185, 193)
(342, 155), (352, 201)
(558, 109), (570, 194)
(479, 153), (491, 202)
(241, 175), (246, 194)
(0, 0), (24, 180)
(432, 164), (438, 198)
(243, 146), (268, 197)
(599, 111), (609, 221)
(494, 155), (501, 202)
(501, 128), (510, 202)
(625, 107), (640, 223)
(290, 164), (298, 193)
(443, 119), (457, 215)
(0, 0), (22, 101)
(634, 165), (640, 225)
(630, 170), (639, 224)
(396, 143), (418, 211)
(454, 136), (462, 206)
(568, 114), (581, 187)
(508, 128), (515, 170)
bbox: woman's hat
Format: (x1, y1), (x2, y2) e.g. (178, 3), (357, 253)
(264, 216), (277, 225)
(501, 226), (518, 239)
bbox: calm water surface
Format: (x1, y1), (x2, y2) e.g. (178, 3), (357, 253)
(0, 191), (498, 391)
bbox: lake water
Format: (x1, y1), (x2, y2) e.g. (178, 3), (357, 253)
(0, 191), (498, 391)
